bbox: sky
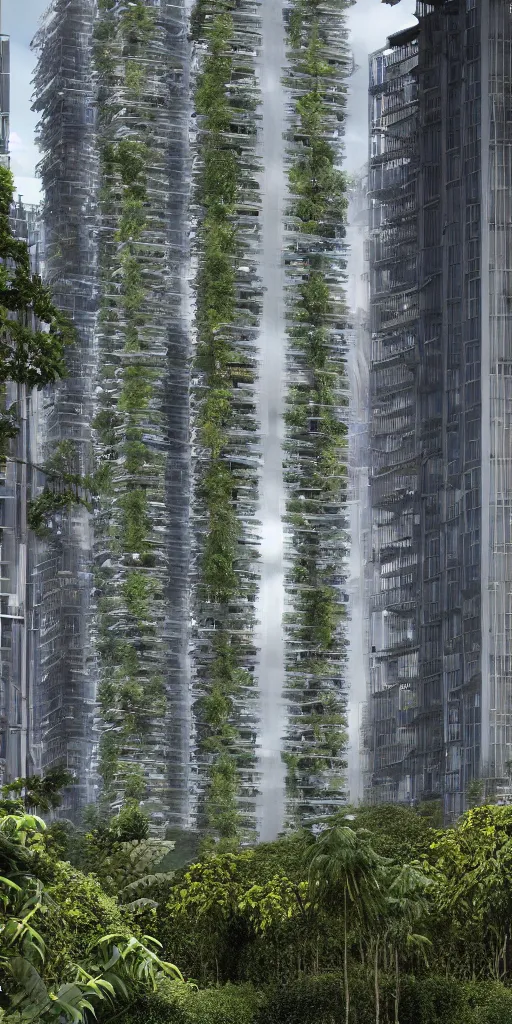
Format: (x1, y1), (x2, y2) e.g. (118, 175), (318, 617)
(3, 0), (47, 204)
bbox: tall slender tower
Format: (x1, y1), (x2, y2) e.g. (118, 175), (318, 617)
(366, 0), (512, 820)
(281, 0), (352, 826)
(92, 0), (191, 828)
(31, 0), (98, 815)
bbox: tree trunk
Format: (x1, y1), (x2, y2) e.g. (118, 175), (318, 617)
(344, 889), (350, 1024)
(374, 936), (380, 1024)
(394, 948), (400, 1024)
(501, 934), (508, 980)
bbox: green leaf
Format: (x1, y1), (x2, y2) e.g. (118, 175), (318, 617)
(8, 957), (49, 1017)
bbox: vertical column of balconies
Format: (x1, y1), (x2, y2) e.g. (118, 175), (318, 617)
(483, 0), (512, 799)
(414, 9), (445, 811)
(92, 0), (190, 828)
(281, 0), (352, 825)
(31, 0), (98, 816)
(187, 0), (263, 843)
(365, 35), (420, 805)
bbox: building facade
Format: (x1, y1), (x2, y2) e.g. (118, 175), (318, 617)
(25, 0), (351, 837)
(91, 0), (191, 828)
(366, 0), (512, 819)
(32, 0), (192, 827)
(32, 0), (98, 815)
(0, 22), (49, 786)
(1, 199), (46, 787)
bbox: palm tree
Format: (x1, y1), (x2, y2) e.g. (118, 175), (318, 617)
(382, 863), (432, 1024)
(304, 819), (384, 1024)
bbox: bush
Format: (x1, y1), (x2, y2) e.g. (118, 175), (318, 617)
(348, 804), (436, 862)
(399, 976), (469, 1024)
(184, 985), (260, 1024)
(261, 975), (344, 1024)
(75, 973), (512, 1024)
(465, 983), (512, 1024)
(117, 981), (259, 1024)
(260, 973), (384, 1024)
(29, 856), (129, 984)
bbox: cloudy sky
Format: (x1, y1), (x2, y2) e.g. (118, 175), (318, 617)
(4, 0), (47, 204)
(6, 0), (415, 202)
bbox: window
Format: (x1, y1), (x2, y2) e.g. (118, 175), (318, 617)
(466, 203), (480, 239)
(467, 278), (480, 319)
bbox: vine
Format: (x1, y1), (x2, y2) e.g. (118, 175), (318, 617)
(190, 1), (262, 847)
(282, 0), (352, 823)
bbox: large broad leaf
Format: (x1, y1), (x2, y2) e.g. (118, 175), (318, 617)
(8, 956), (49, 1020)
(123, 898), (158, 911)
(98, 972), (130, 1001)
(52, 982), (101, 1024)
(120, 871), (174, 896)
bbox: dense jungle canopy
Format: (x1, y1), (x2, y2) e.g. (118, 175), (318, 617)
(1, 778), (512, 1024)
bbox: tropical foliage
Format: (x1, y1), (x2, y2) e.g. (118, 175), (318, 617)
(0, 767), (511, 1024)
(0, 794), (183, 1024)
(0, 167), (78, 533)
(0, 167), (73, 454)
(115, 801), (512, 1024)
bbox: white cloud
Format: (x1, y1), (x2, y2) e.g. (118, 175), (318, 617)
(9, 131), (23, 151)
(3, 1), (48, 191)
(11, 175), (41, 206)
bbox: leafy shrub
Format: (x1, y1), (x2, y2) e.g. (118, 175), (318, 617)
(348, 804), (435, 862)
(398, 976), (469, 1024)
(470, 986), (512, 1024)
(117, 981), (259, 1024)
(34, 857), (129, 981)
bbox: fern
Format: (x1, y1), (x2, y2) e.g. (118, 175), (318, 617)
(92, 839), (175, 900)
